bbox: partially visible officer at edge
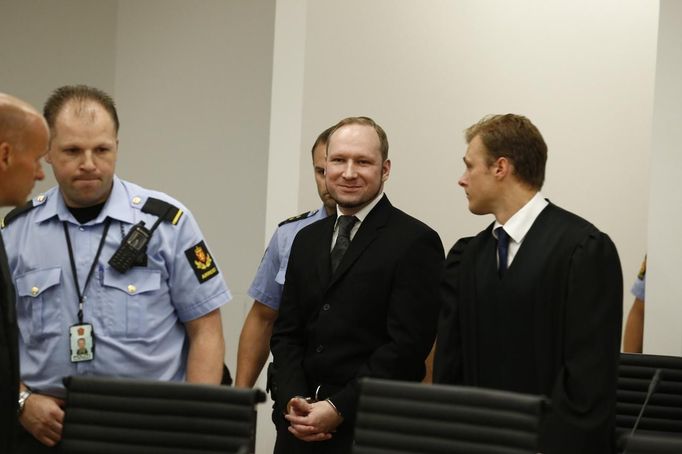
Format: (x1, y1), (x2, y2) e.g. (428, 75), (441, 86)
(235, 126), (336, 388)
(1, 85), (230, 452)
(0, 92), (48, 454)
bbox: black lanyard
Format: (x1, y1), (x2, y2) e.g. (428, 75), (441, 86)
(63, 218), (111, 324)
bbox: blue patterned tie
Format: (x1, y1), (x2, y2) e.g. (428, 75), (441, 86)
(496, 227), (509, 277)
(331, 215), (358, 273)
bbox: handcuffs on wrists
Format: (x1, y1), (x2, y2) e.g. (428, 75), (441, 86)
(286, 385), (342, 417)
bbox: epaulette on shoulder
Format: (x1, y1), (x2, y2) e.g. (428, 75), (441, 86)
(1, 200), (38, 229)
(278, 209), (316, 227)
(141, 197), (184, 225)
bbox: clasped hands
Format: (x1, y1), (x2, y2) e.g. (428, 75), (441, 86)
(285, 396), (344, 442)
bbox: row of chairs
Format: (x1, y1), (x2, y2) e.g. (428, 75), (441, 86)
(353, 353), (682, 453)
(58, 352), (682, 453)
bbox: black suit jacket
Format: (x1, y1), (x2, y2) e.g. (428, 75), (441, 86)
(0, 232), (20, 452)
(434, 202), (622, 454)
(271, 195), (444, 427)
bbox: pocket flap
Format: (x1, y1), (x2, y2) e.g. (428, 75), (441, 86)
(103, 267), (161, 294)
(16, 267), (62, 298)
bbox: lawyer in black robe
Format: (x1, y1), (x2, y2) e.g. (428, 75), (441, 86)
(434, 114), (623, 454)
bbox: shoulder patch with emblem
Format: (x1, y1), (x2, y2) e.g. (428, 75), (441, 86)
(141, 197), (184, 225)
(278, 209), (317, 227)
(1, 198), (41, 229)
(185, 240), (219, 283)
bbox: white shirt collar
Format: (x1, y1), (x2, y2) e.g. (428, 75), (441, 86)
(493, 191), (548, 243)
(332, 191), (384, 247)
(335, 191), (384, 225)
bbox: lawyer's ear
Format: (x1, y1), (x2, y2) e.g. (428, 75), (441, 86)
(493, 156), (512, 180)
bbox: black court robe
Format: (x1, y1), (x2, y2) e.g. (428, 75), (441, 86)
(0, 232), (20, 452)
(434, 202), (623, 454)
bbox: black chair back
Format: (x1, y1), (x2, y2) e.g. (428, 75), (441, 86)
(61, 375), (266, 454)
(625, 433), (682, 453)
(353, 378), (548, 454)
(617, 352), (682, 441)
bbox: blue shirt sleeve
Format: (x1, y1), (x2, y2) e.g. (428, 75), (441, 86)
(167, 207), (232, 322)
(247, 228), (283, 310)
(631, 274), (645, 302)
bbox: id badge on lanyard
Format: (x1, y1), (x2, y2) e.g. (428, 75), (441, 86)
(69, 323), (95, 363)
(63, 219), (111, 364)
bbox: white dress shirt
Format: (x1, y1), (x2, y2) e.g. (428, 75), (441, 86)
(493, 192), (549, 268)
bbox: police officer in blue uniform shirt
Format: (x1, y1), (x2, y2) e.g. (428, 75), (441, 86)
(1, 85), (230, 452)
(235, 127), (336, 388)
(623, 255), (646, 352)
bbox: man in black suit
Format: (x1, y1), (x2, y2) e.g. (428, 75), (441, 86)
(434, 114), (622, 454)
(270, 116), (444, 453)
(0, 93), (49, 453)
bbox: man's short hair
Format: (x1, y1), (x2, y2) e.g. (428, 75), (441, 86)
(328, 116), (389, 161)
(465, 114), (547, 190)
(311, 125), (334, 157)
(43, 85), (119, 134)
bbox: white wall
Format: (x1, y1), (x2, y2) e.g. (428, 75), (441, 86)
(0, 0), (118, 204)
(281, 0), (657, 331)
(645, 0), (682, 355)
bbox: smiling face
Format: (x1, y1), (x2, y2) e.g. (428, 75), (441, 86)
(458, 134), (500, 215)
(325, 123), (390, 215)
(46, 100), (118, 208)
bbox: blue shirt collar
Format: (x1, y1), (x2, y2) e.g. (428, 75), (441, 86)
(34, 176), (136, 226)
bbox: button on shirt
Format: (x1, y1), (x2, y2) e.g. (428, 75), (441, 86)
(1, 176), (231, 397)
(492, 192), (549, 269)
(247, 206), (328, 311)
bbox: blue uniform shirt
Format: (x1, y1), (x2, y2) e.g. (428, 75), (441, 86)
(631, 256), (646, 301)
(247, 206), (328, 310)
(1, 177), (231, 397)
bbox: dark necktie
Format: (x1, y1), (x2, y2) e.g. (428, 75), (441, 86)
(496, 227), (509, 277)
(331, 215), (358, 273)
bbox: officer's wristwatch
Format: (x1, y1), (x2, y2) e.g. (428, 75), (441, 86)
(17, 389), (32, 415)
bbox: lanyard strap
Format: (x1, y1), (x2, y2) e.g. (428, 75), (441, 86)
(63, 218), (111, 324)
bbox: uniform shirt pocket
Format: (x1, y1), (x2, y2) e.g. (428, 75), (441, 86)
(15, 267), (63, 343)
(101, 267), (162, 338)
